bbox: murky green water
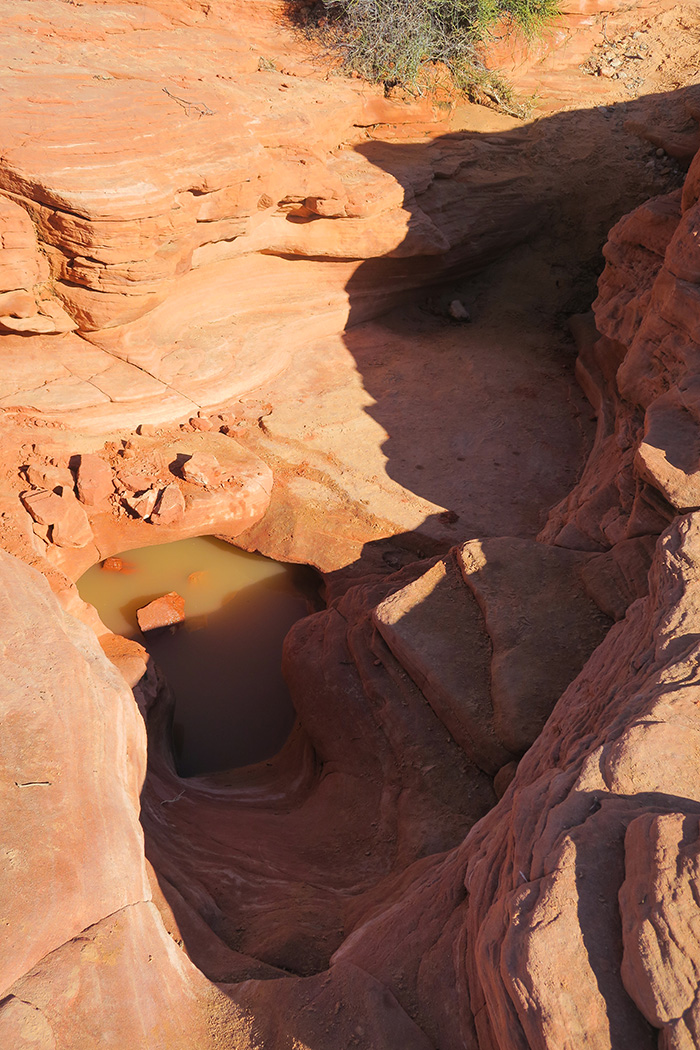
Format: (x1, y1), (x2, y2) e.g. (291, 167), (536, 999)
(78, 537), (315, 777)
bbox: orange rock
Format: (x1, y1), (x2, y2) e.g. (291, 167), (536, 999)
(180, 452), (221, 488)
(21, 488), (93, 549)
(0, 548), (150, 1000)
(189, 416), (214, 432)
(136, 592), (185, 633)
(124, 488), (159, 522)
(151, 483), (186, 526)
(75, 453), (114, 506)
(101, 556), (124, 572)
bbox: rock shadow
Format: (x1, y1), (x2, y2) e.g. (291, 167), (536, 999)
(324, 82), (700, 584)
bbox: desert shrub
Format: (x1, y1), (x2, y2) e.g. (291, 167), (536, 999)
(288, 0), (560, 105)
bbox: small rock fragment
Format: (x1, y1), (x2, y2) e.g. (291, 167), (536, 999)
(448, 299), (471, 322)
(181, 452), (221, 487)
(137, 592), (185, 633)
(151, 484), (185, 526)
(32, 521), (51, 544)
(124, 488), (159, 521)
(190, 416), (214, 432)
(101, 556), (125, 572)
(75, 454), (114, 506)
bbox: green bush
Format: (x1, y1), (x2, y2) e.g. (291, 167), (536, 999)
(290, 0), (560, 105)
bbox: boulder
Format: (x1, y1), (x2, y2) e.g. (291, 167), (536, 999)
(151, 483), (185, 526)
(136, 593), (185, 633)
(101, 556), (125, 572)
(181, 453), (221, 488)
(75, 453), (114, 506)
(25, 460), (75, 493)
(20, 488), (93, 548)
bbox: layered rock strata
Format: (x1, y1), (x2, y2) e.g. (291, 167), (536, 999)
(0, 0), (545, 431)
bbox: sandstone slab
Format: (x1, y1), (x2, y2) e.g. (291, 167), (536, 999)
(0, 902), (217, 1050)
(457, 537), (613, 754)
(151, 482), (186, 526)
(137, 592), (185, 633)
(373, 554), (509, 773)
(75, 452), (114, 506)
(21, 487), (93, 548)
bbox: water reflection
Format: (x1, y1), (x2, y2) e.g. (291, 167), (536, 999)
(78, 537), (317, 776)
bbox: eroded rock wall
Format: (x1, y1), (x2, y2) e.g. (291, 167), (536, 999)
(312, 133), (700, 1050)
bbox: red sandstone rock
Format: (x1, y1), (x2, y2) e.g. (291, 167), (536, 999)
(0, 549), (150, 998)
(189, 416), (214, 432)
(373, 555), (510, 773)
(136, 592), (185, 633)
(117, 466), (161, 492)
(0, 902), (217, 1050)
(1, 5), (700, 1050)
(24, 459), (74, 493)
(456, 537), (612, 754)
(493, 760), (518, 798)
(181, 452), (221, 487)
(75, 452), (114, 506)
(124, 487), (159, 521)
(101, 556), (124, 572)
(151, 482), (185, 526)
(21, 487), (93, 548)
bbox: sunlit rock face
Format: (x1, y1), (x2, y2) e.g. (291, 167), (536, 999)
(0, 548), (219, 1049)
(0, 0), (564, 433)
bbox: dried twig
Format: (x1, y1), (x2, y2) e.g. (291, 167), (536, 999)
(162, 87), (213, 118)
(601, 14), (615, 47)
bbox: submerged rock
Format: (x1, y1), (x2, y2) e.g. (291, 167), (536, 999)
(101, 556), (124, 572)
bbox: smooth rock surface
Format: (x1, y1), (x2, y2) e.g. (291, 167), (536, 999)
(0, 548), (149, 996)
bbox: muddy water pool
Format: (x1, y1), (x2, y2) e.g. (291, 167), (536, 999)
(78, 537), (317, 776)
